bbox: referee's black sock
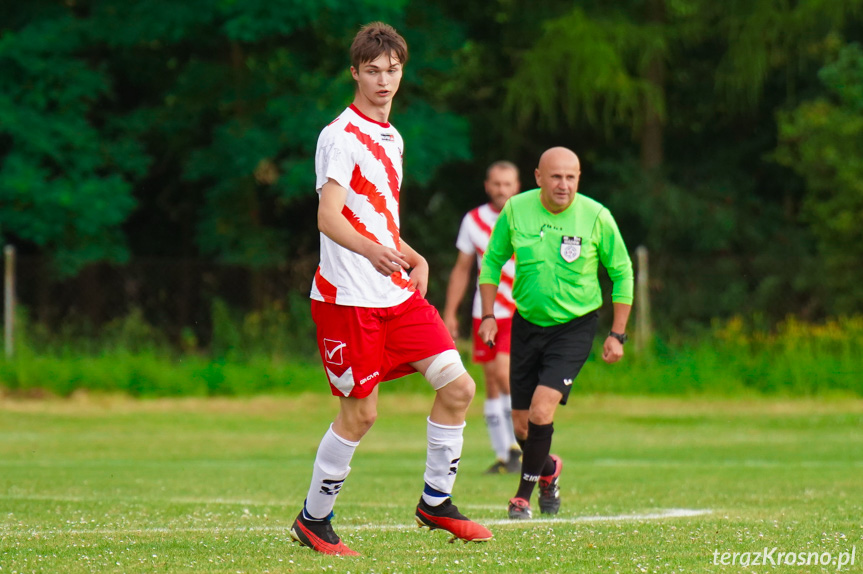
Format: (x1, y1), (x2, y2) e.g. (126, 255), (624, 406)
(541, 452), (556, 476)
(515, 421), (553, 502)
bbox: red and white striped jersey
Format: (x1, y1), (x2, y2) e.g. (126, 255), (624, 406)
(455, 203), (516, 318)
(311, 105), (414, 308)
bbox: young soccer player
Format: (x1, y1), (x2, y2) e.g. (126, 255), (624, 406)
(290, 22), (493, 556)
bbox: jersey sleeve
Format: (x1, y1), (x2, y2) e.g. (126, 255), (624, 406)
(479, 203), (514, 286)
(597, 209), (634, 304)
(315, 128), (354, 193)
(454, 214), (474, 255)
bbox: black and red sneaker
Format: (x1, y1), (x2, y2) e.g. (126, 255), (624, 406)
(538, 454), (562, 515)
(290, 511), (360, 556)
(507, 496), (532, 519)
(415, 498), (493, 543)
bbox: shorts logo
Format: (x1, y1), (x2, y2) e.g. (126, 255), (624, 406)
(560, 236), (582, 263)
(359, 371), (379, 385)
(323, 338), (346, 365)
(563, 378), (573, 386)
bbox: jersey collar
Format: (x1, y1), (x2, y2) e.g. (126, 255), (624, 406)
(349, 104), (392, 128)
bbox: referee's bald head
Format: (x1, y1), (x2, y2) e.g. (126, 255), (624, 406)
(537, 147), (580, 171)
(535, 147), (581, 214)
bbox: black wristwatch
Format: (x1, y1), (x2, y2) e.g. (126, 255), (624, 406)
(608, 331), (628, 345)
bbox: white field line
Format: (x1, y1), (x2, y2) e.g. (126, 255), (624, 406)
(0, 508), (712, 537)
(480, 508), (712, 527)
(0, 493), (704, 514)
(2, 459), (859, 469)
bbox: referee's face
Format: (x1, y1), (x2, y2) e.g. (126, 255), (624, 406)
(535, 148), (581, 214)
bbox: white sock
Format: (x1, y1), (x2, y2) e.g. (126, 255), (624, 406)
(500, 393), (519, 451)
(484, 398), (510, 461)
(422, 417), (465, 506)
(303, 424), (359, 520)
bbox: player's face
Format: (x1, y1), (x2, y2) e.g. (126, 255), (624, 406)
(484, 167), (520, 211)
(535, 154), (580, 213)
(351, 53), (403, 110)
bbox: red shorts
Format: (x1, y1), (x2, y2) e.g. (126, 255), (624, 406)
(312, 292), (456, 398)
(471, 316), (512, 363)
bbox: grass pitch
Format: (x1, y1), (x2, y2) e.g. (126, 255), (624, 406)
(1, 392), (862, 573)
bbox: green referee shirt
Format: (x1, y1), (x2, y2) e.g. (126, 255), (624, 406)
(479, 189), (634, 327)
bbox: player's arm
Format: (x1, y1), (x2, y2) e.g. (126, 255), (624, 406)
(477, 205), (514, 347)
(398, 239), (429, 297)
(318, 178), (409, 276)
(442, 251), (475, 339)
(477, 283), (499, 347)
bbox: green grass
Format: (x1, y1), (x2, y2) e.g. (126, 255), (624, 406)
(2, 393), (863, 573)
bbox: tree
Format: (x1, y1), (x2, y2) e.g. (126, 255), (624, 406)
(504, 0), (863, 170)
(494, 0), (863, 325)
(1, 1), (471, 274)
(0, 6), (148, 276)
(775, 43), (863, 313)
(86, 0), (470, 267)
(504, 2), (667, 170)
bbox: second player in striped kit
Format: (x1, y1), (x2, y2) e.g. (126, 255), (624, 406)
(443, 161), (522, 474)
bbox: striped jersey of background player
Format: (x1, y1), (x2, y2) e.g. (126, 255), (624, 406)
(289, 21), (492, 556)
(478, 146), (634, 520)
(443, 161), (522, 475)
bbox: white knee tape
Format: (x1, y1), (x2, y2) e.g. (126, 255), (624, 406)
(424, 349), (467, 391)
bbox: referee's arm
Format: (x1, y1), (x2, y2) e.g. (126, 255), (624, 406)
(598, 209), (634, 363)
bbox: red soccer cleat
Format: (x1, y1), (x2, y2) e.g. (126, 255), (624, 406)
(290, 511), (360, 556)
(415, 498), (493, 543)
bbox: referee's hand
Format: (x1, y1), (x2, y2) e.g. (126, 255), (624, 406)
(478, 316), (497, 348)
(602, 336), (624, 364)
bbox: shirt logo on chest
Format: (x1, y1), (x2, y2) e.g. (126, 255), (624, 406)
(560, 236), (582, 263)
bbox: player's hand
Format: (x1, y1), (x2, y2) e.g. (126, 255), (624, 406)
(443, 314), (459, 340)
(365, 244), (410, 277)
(602, 337), (624, 364)
(477, 318), (497, 348)
(408, 258), (429, 297)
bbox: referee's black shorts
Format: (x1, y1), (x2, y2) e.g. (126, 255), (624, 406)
(509, 310), (598, 410)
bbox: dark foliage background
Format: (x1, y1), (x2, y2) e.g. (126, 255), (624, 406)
(2, 0), (862, 348)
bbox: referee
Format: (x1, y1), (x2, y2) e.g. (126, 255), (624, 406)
(478, 146), (634, 519)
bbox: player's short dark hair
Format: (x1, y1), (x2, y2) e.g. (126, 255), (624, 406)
(486, 160), (519, 180)
(350, 22), (409, 69)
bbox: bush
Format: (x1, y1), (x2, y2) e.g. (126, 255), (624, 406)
(1, 309), (861, 398)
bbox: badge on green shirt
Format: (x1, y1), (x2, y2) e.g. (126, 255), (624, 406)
(560, 236), (581, 262)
